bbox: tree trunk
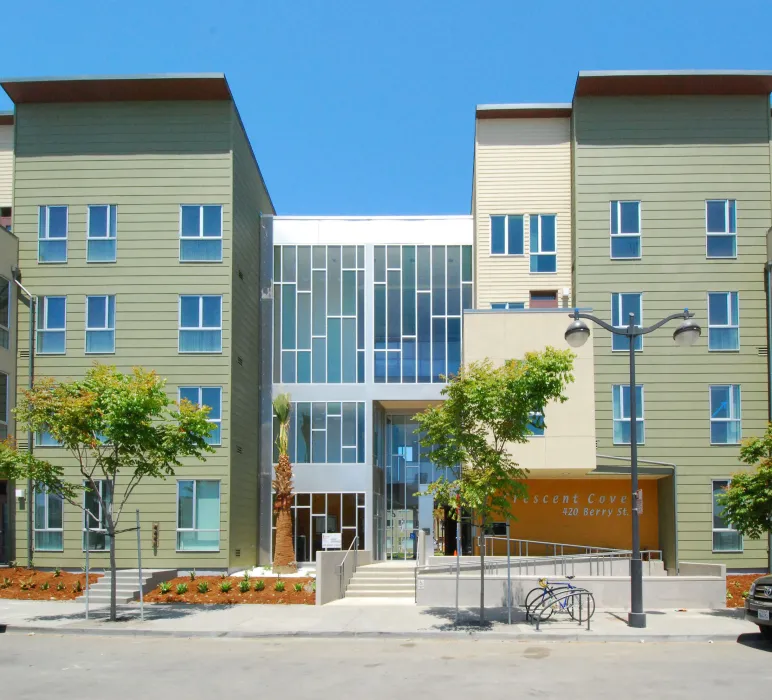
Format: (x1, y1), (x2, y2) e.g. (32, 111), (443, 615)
(108, 520), (117, 622)
(273, 507), (297, 574)
(479, 518), (486, 624)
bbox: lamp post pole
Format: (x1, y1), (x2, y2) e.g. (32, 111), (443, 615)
(565, 307), (700, 629)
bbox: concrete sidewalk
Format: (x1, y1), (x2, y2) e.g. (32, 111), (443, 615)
(0, 598), (761, 642)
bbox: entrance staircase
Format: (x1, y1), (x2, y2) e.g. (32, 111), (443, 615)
(82, 569), (176, 605)
(344, 562), (416, 599)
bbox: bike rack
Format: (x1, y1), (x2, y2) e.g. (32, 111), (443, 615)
(526, 586), (595, 632)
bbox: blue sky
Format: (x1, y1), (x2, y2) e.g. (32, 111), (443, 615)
(2, 1), (771, 215)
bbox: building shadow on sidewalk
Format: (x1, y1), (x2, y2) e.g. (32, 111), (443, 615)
(22, 603), (231, 625)
(418, 605), (529, 631)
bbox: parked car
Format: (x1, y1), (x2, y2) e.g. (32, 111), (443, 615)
(745, 574), (772, 641)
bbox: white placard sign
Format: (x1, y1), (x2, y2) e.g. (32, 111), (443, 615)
(322, 532), (342, 550)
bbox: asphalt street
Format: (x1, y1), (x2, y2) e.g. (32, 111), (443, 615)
(1, 633), (770, 698)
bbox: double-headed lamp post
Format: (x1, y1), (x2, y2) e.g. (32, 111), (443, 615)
(564, 308), (701, 629)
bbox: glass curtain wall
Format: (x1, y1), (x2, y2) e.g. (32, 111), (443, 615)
(374, 245), (473, 383)
(274, 245), (365, 384)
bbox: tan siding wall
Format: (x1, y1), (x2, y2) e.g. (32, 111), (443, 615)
(0, 124), (12, 207)
(12, 101), (234, 568)
(474, 118), (572, 309)
(573, 95), (772, 568)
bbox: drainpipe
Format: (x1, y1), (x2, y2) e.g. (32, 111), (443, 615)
(12, 271), (35, 567)
(766, 257), (772, 574)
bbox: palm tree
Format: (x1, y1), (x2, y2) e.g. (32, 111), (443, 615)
(272, 393), (297, 573)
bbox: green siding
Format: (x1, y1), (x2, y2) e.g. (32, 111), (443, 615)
(13, 101), (236, 569)
(573, 95), (772, 568)
(227, 106), (274, 569)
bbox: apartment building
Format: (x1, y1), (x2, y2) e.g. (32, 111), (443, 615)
(1, 74), (274, 570)
(474, 70), (772, 571)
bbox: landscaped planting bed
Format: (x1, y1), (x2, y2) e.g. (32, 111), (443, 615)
(145, 575), (315, 605)
(726, 573), (766, 608)
(0, 567), (100, 601)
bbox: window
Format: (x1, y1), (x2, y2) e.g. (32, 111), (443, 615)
(34, 486), (63, 551)
(0, 372), (7, 440)
(612, 385), (644, 444)
(491, 302), (525, 310)
(490, 215), (524, 256)
(529, 291), (558, 308)
(85, 295), (116, 354)
(38, 205), (68, 263)
(529, 215), (557, 273)
(177, 480), (220, 551)
(273, 401), (366, 465)
(37, 296), (66, 354)
(86, 205), (117, 262)
(527, 411), (545, 437)
(179, 387), (222, 445)
(611, 293), (643, 351)
(707, 292), (739, 351)
(610, 201), (641, 259)
(180, 205), (223, 262)
(706, 200), (737, 258)
(0, 275), (9, 349)
(712, 479), (742, 552)
(83, 480), (112, 551)
(710, 385), (741, 444)
(36, 427), (61, 447)
(179, 295), (222, 353)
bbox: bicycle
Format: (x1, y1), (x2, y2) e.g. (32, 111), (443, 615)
(525, 576), (595, 623)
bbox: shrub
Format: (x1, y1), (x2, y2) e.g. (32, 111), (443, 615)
(73, 580), (83, 593)
(274, 580), (285, 593)
(41, 581), (50, 591)
(176, 583), (188, 595)
(56, 582), (65, 591)
(189, 569), (196, 582)
(53, 567), (62, 578)
(293, 582), (302, 593)
(742, 590), (750, 599)
(242, 571), (251, 583)
(158, 581), (172, 594)
(726, 590), (733, 599)
(220, 572), (228, 580)
(239, 580), (250, 593)
(0, 577), (11, 589)
(254, 579), (265, 592)
(19, 577), (34, 591)
(197, 581), (209, 594)
(220, 580), (232, 593)
(311, 580), (316, 593)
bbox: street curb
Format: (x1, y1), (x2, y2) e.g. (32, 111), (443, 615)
(0, 624), (749, 643)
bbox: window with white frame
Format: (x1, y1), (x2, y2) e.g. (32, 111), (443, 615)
(37, 296), (66, 354)
(0, 275), (9, 349)
(87, 205), (117, 262)
(34, 486), (63, 551)
(706, 200), (737, 258)
(0, 371), (7, 440)
(85, 295), (116, 354)
(490, 215), (524, 256)
(527, 410), (545, 437)
(490, 302), (525, 310)
(707, 292), (739, 351)
(710, 384), (741, 444)
(712, 479), (742, 552)
(83, 480), (112, 551)
(179, 386), (222, 445)
(610, 201), (641, 259)
(529, 214), (557, 273)
(179, 295), (222, 353)
(180, 205), (223, 262)
(611, 292), (643, 351)
(38, 205), (68, 263)
(612, 384), (644, 444)
(177, 480), (221, 551)
(36, 426), (61, 447)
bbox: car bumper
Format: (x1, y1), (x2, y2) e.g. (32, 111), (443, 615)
(745, 599), (772, 627)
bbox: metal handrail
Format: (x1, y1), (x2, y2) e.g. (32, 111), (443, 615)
(483, 535), (631, 558)
(337, 535), (359, 597)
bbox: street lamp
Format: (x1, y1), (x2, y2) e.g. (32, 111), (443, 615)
(565, 307), (700, 629)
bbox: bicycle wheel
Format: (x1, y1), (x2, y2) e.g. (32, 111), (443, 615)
(568, 591), (595, 622)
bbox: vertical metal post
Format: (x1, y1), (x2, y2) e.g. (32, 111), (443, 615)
(455, 495), (460, 627)
(26, 295), (36, 567)
(628, 313), (645, 628)
(85, 528), (90, 620)
(136, 509), (144, 622)
(506, 520), (511, 625)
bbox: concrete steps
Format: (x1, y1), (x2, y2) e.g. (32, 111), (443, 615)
(83, 569), (176, 605)
(345, 563), (416, 600)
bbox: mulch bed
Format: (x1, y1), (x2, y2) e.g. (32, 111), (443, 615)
(0, 567), (100, 601)
(144, 576), (315, 605)
(726, 573), (767, 608)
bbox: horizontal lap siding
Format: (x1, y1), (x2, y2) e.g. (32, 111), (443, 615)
(474, 118), (571, 309)
(13, 101), (234, 568)
(574, 95), (772, 567)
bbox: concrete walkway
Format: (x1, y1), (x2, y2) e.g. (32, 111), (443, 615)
(0, 598), (762, 642)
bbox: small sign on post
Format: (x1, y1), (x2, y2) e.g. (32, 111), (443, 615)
(633, 489), (643, 515)
(322, 532), (342, 550)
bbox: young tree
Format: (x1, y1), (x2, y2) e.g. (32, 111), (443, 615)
(0, 364), (214, 621)
(415, 347), (575, 622)
(272, 393), (297, 573)
(716, 423), (772, 574)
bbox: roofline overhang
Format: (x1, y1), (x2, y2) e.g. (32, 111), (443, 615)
(476, 102), (572, 119)
(574, 70), (772, 97)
